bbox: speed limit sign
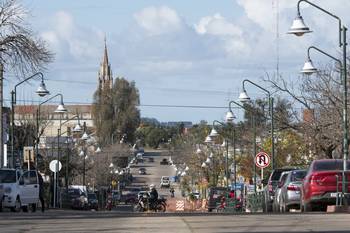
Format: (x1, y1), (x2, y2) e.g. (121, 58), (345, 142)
(255, 152), (270, 168)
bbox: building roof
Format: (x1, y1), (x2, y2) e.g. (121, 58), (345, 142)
(15, 104), (92, 115)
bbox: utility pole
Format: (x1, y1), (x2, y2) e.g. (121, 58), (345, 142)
(0, 63), (3, 168)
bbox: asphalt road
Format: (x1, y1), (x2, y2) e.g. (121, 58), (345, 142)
(129, 150), (179, 197)
(0, 211), (349, 233)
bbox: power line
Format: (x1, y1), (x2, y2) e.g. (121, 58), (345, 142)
(4, 98), (307, 110)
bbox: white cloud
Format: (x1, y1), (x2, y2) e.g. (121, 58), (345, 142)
(41, 11), (103, 61)
(133, 6), (183, 35)
(195, 13), (249, 57)
(195, 13), (242, 37)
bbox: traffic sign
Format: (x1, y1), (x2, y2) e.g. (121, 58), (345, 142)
(255, 152), (270, 168)
(23, 146), (34, 163)
(49, 160), (62, 173)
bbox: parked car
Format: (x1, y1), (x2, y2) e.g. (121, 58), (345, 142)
(207, 187), (228, 212)
(276, 169), (307, 212)
(262, 168), (297, 212)
(68, 188), (88, 210)
(160, 158), (169, 165)
(122, 187), (141, 204)
(300, 159), (350, 212)
(273, 171), (290, 212)
(0, 169), (39, 212)
(87, 193), (98, 210)
(160, 176), (170, 188)
(138, 168), (146, 175)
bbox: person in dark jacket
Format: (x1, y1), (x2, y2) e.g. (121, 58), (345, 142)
(38, 172), (45, 212)
(149, 184), (158, 209)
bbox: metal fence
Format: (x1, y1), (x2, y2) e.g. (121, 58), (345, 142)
(245, 191), (263, 213)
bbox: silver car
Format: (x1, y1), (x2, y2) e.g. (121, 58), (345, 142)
(277, 169), (307, 212)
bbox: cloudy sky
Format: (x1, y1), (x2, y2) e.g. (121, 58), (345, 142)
(6, 0), (350, 123)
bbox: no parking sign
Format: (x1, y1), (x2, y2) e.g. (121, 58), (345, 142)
(255, 152), (270, 168)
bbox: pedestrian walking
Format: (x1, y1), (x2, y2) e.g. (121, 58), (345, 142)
(38, 172), (45, 212)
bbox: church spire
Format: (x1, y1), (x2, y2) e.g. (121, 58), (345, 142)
(98, 36), (113, 90)
(102, 36), (109, 68)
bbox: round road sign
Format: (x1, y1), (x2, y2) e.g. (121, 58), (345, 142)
(255, 152), (270, 168)
(49, 160), (62, 173)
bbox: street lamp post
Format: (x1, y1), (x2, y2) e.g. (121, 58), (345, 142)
(58, 115), (81, 190)
(227, 100), (257, 193)
(240, 79), (275, 170)
(10, 72), (49, 168)
(37, 94), (67, 168)
(301, 46), (341, 75)
(288, 0), (348, 206)
(37, 94), (67, 208)
(209, 120), (230, 189)
(81, 122), (89, 187)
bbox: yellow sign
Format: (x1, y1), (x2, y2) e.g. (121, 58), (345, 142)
(111, 180), (117, 187)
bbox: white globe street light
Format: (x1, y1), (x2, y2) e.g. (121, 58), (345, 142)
(209, 128), (219, 137)
(36, 80), (50, 97)
(301, 58), (317, 74)
(238, 89), (251, 102)
(73, 123), (82, 133)
(204, 135), (212, 143)
(225, 110), (235, 123)
(95, 147), (102, 153)
(205, 157), (211, 164)
(287, 14), (312, 36)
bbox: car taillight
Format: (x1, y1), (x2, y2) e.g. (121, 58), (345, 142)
(287, 185), (300, 191)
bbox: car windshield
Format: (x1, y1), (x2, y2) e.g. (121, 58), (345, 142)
(271, 169), (293, 181)
(271, 171), (283, 181)
(162, 177), (169, 181)
(0, 170), (16, 183)
(291, 170), (307, 181)
(313, 160), (350, 171)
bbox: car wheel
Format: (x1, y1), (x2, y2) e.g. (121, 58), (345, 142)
(11, 197), (21, 212)
(0, 199), (3, 212)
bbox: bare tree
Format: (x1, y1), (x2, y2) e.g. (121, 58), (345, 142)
(265, 64), (343, 158)
(0, 0), (53, 166)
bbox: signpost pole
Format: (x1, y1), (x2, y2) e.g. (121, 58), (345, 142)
(53, 170), (56, 208)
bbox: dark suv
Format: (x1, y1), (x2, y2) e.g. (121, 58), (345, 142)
(263, 168), (297, 212)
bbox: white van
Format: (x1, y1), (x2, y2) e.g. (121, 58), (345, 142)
(0, 169), (39, 212)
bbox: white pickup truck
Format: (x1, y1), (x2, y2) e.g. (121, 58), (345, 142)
(0, 168), (39, 212)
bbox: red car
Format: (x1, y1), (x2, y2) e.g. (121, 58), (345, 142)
(300, 159), (350, 211)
